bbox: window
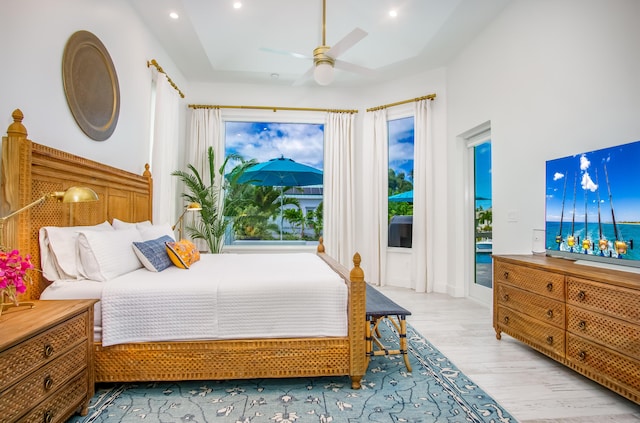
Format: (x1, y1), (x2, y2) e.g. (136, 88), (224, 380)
(224, 120), (324, 244)
(388, 116), (414, 248)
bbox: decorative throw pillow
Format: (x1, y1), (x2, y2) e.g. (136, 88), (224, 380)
(165, 239), (201, 269)
(132, 235), (174, 272)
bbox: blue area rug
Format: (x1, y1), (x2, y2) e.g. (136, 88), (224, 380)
(70, 321), (517, 422)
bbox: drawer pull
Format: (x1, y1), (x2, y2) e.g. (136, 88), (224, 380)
(44, 411), (54, 423)
(578, 320), (587, 330)
(44, 376), (54, 390)
(546, 336), (554, 345)
(546, 309), (554, 319)
(578, 351), (587, 361)
(546, 282), (553, 292)
(44, 344), (54, 357)
(577, 290), (586, 301)
(503, 271), (509, 279)
(503, 294), (509, 301)
(503, 316), (509, 324)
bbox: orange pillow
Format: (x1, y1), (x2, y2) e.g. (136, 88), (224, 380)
(165, 239), (201, 269)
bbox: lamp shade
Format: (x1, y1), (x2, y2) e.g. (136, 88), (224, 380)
(314, 62), (334, 85)
(60, 186), (99, 203)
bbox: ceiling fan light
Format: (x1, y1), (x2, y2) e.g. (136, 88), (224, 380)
(314, 62), (334, 85)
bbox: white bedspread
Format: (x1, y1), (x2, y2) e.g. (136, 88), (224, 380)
(99, 253), (347, 346)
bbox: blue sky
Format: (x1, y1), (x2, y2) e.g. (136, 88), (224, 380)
(225, 122), (324, 170)
(546, 140), (640, 223)
(388, 117), (414, 182)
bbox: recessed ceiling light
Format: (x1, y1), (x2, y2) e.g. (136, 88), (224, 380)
(389, 10), (398, 18)
(233, 2), (242, 9)
(169, 11), (179, 19)
(271, 73), (280, 80)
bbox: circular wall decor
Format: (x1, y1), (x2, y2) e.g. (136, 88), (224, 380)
(62, 30), (120, 141)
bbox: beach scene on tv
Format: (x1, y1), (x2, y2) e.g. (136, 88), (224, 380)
(545, 140), (640, 262)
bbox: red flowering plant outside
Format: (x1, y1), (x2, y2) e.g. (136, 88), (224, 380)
(0, 249), (34, 307)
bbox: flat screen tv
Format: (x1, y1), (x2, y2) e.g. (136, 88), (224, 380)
(545, 140), (640, 269)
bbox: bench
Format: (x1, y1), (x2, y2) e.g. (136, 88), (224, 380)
(365, 284), (412, 371)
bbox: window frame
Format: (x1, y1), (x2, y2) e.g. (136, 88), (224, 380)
(387, 104), (415, 249)
(221, 108), (326, 250)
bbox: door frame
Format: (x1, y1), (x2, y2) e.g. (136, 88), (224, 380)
(462, 122), (492, 305)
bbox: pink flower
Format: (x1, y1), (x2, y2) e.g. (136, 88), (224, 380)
(0, 249), (33, 301)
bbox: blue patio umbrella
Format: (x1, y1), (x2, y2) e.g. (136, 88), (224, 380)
(236, 156), (323, 239)
(388, 190), (413, 203)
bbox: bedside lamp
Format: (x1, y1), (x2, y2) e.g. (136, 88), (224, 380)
(172, 202), (202, 240)
(0, 186), (99, 249)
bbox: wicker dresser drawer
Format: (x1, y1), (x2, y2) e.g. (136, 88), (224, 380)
(567, 305), (640, 358)
(567, 333), (640, 400)
(494, 261), (564, 300)
(497, 305), (565, 357)
(497, 283), (564, 328)
(567, 276), (640, 322)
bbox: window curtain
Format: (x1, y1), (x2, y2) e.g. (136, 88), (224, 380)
(413, 99), (434, 292)
(361, 109), (388, 286)
(150, 67), (180, 226)
(323, 112), (355, 267)
(185, 107), (223, 251)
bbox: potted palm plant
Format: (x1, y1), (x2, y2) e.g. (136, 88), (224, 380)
(172, 147), (242, 253)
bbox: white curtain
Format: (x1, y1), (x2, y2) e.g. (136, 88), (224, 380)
(361, 109), (388, 286)
(413, 99), (434, 292)
(323, 112), (356, 267)
(150, 67), (180, 226)
(185, 108), (223, 250)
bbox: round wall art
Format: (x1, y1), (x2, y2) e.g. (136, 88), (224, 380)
(62, 30), (120, 141)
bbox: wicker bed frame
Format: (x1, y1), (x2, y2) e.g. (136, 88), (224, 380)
(1, 109), (367, 388)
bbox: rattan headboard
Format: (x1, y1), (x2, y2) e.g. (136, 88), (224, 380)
(1, 109), (153, 299)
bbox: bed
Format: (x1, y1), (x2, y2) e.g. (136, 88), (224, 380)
(1, 109), (367, 389)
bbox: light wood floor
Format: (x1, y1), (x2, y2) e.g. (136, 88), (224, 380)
(375, 285), (640, 422)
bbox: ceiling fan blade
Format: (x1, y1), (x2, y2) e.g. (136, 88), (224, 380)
(259, 47), (310, 60)
(325, 27), (367, 59)
(292, 65), (315, 86)
(334, 59), (375, 77)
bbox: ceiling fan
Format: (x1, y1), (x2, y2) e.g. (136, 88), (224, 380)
(262, 0), (373, 86)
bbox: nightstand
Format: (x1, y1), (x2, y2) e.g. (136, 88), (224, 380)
(0, 299), (97, 422)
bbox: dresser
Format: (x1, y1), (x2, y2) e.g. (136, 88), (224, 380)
(493, 255), (640, 404)
(0, 299), (97, 422)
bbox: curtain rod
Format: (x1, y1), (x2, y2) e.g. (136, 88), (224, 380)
(366, 93), (436, 112)
(188, 104), (358, 114)
(147, 59), (185, 98)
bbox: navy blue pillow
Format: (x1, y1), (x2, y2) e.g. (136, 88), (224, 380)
(132, 235), (174, 272)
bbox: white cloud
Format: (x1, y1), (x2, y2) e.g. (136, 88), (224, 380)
(580, 154), (590, 171)
(553, 172), (564, 181)
(581, 172), (598, 192)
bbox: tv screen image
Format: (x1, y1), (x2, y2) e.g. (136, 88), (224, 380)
(545, 140), (640, 268)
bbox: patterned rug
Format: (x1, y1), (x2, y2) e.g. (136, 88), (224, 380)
(70, 321), (517, 423)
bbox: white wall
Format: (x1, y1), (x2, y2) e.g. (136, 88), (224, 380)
(0, 0), (188, 175)
(446, 0), (640, 295)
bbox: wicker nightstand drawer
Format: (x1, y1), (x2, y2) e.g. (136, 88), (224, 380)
(0, 343), (88, 422)
(494, 261), (565, 300)
(497, 305), (565, 357)
(17, 370), (89, 423)
(0, 312), (87, 392)
(497, 283), (565, 328)
(567, 276), (640, 322)
(0, 300), (96, 423)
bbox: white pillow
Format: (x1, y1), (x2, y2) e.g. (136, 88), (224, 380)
(112, 218), (152, 230)
(39, 221), (113, 280)
(77, 228), (143, 281)
(139, 223), (175, 241)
